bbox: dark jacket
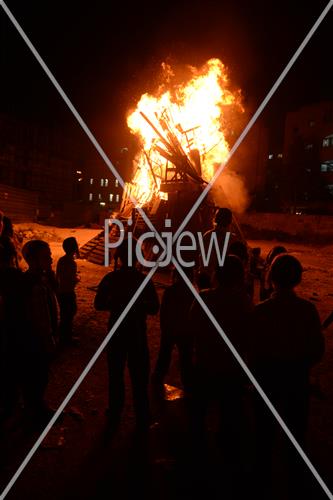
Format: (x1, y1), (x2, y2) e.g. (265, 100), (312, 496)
(23, 270), (58, 355)
(189, 285), (253, 378)
(251, 290), (324, 386)
(94, 268), (159, 336)
(0, 267), (25, 353)
(160, 280), (194, 341)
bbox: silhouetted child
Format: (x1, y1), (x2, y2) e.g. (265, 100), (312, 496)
(189, 255), (253, 484)
(151, 268), (194, 394)
(56, 237), (80, 345)
(229, 240), (255, 299)
(197, 207), (234, 289)
(250, 247), (264, 277)
(94, 238), (159, 431)
(21, 240), (58, 427)
(259, 245), (287, 301)
(0, 215), (19, 269)
(252, 254), (324, 496)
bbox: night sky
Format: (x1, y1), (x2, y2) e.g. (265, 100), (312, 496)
(1, 0), (332, 161)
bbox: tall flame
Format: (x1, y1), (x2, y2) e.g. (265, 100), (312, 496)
(125, 58), (243, 207)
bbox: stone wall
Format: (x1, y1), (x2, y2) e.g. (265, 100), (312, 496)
(238, 212), (333, 243)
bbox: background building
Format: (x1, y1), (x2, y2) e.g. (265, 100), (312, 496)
(282, 101), (333, 212)
(0, 114), (123, 224)
(0, 114), (79, 220)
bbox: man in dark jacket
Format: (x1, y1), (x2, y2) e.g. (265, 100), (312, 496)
(21, 240), (58, 427)
(0, 238), (24, 420)
(252, 253), (324, 496)
(189, 255), (253, 482)
(95, 238), (159, 431)
(152, 269), (194, 393)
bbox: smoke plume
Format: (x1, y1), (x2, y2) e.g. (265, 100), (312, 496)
(210, 170), (250, 214)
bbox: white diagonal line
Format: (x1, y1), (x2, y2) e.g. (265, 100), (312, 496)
(0, 265), (158, 500)
(0, 4), (165, 498)
(1, 0), (332, 498)
(173, 0), (333, 242)
(169, 7), (333, 491)
(169, 6), (333, 493)
(172, 258), (333, 499)
(0, 0), (166, 254)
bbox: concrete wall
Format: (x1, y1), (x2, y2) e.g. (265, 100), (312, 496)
(239, 212), (333, 242)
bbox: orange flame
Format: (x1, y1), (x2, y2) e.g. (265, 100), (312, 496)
(125, 58), (243, 207)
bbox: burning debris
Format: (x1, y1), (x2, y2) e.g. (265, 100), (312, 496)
(81, 60), (246, 265)
(120, 58), (244, 220)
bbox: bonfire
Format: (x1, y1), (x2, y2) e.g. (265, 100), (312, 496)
(120, 58), (244, 218)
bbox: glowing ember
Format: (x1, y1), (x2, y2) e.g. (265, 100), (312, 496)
(125, 58), (244, 207)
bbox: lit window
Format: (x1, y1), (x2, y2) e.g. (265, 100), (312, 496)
(76, 170), (82, 174)
(89, 193), (93, 201)
(323, 135), (333, 147)
(305, 144), (313, 150)
(90, 178), (94, 185)
(100, 201), (106, 206)
(78, 177), (83, 182)
(115, 179), (119, 187)
(109, 193), (114, 202)
(98, 193), (102, 200)
(101, 179), (104, 187)
(105, 179), (109, 187)
(116, 194), (120, 202)
(277, 153), (283, 158)
(268, 154), (273, 160)
(321, 161), (333, 172)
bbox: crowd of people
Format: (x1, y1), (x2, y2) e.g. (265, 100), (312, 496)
(0, 207), (329, 496)
(0, 211), (80, 428)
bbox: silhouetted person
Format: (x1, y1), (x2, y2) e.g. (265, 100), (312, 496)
(0, 216), (19, 268)
(151, 268), (194, 394)
(189, 255), (253, 485)
(21, 240), (58, 427)
(197, 207), (234, 289)
(1, 215), (14, 238)
(56, 237), (80, 345)
(0, 238), (24, 420)
(259, 245), (287, 301)
(250, 247), (263, 277)
(229, 240), (255, 299)
(252, 254), (324, 496)
(94, 238), (159, 431)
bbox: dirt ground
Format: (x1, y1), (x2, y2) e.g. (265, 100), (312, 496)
(1, 227), (333, 499)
